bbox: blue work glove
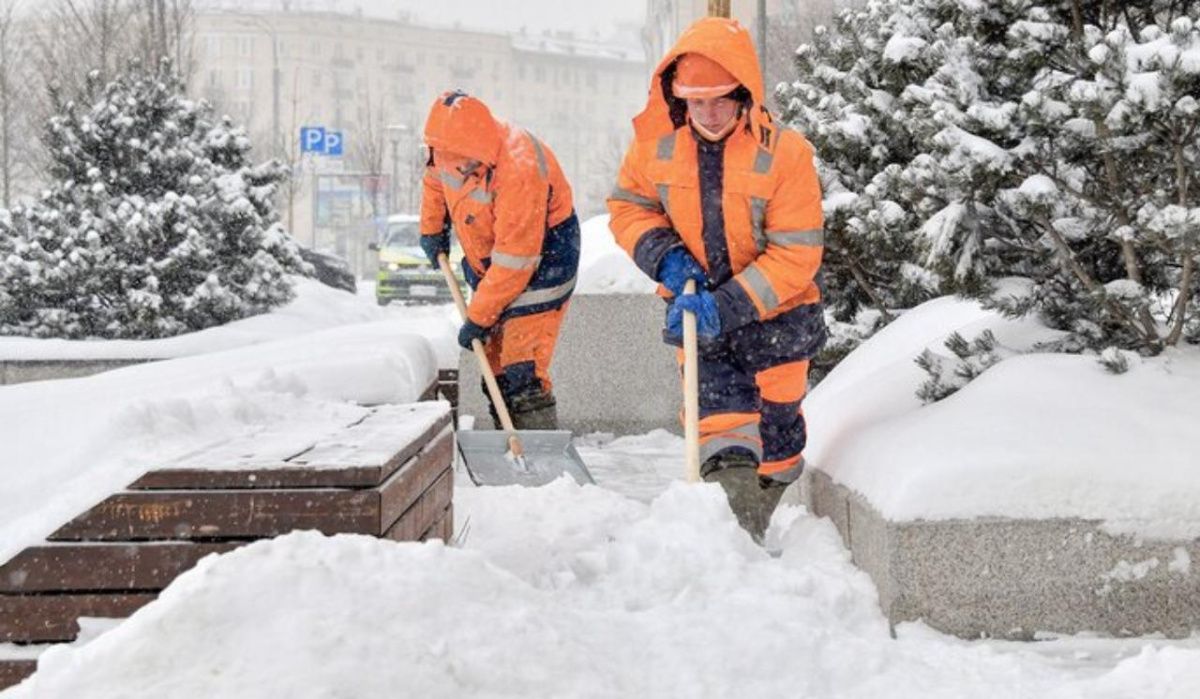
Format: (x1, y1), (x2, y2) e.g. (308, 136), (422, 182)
(656, 247), (708, 297)
(457, 319), (491, 349)
(419, 232), (450, 267)
(666, 290), (722, 341)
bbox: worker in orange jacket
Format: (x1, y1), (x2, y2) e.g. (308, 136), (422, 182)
(420, 90), (579, 430)
(607, 18), (826, 542)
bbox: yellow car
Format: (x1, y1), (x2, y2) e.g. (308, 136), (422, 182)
(373, 215), (467, 305)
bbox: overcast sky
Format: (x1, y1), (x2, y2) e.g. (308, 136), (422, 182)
(209, 0), (647, 38)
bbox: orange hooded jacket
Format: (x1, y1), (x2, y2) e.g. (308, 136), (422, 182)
(607, 18), (824, 330)
(421, 92), (574, 328)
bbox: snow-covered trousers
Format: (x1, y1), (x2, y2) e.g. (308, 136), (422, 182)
(671, 302), (824, 484)
(464, 212), (579, 404)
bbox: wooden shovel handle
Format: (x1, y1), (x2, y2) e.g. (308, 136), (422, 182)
(437, 254), (524, 457)
(682, 279), (701, 482)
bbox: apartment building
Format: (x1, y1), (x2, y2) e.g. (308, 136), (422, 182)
(192, 9), (646, 270)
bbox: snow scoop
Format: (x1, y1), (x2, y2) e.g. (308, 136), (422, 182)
(437, 253), (593, 487)
(683, 279), (702, 483)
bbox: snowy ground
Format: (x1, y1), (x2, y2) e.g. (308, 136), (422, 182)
(4, 228), (1200, 696)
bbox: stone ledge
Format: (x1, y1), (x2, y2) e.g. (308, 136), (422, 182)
(806, 469), (1200, 640)
(458, 294), (679, 435)
(0, 358), (155, 385)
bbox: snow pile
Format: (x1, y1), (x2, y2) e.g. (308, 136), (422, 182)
(0, 277), (461, 369)
(576, 214), (657, 295)
(808, 296), (1200, 536)
(9, 483), (1200, 698)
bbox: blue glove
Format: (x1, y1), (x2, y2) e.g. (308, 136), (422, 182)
(666, 290), (722, 341)
(657, 247), (707, 297)
(420, 232), (450, 267)
(457, 319), (491, 349)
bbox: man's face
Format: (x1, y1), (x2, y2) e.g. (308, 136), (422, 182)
(432, 149), (481, 179)
(686, 95), (740, 135)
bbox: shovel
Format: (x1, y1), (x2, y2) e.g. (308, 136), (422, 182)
(683, 279), (702, 483)
(436, 253), (593, 487)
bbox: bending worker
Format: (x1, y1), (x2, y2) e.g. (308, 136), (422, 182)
(607, 18), (826, 542)
(420, 90), (580, 430)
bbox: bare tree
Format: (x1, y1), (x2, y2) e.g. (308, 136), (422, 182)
(349, 84), (389, 220)
(0, 0), (24, 207)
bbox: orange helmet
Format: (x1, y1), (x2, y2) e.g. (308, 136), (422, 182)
(672, 53), (740, 99)
(423, 90), (502, 166)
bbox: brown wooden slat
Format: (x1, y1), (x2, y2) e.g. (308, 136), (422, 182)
(0, 543), (238, 593)
(0, 659), (37, 691)
(0, 593), (155, 643)
(53, 426), (455, 542)
(130, 409), (451, 490)
(384, 468), (454, 543)
(377, 428), (454, 534)
(48, 489), (378, 541)
(421, 504), (454, 543)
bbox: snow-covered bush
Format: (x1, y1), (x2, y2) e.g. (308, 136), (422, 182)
(781, 0), (1200, 385)
(0, 59), (309, 339)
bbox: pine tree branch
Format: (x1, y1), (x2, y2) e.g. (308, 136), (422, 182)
(1035, 214), (1160, 349)
(1166, 249), (1193, 346)
(838, 251), (895, 323)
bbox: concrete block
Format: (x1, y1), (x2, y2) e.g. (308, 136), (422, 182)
(809, 469), (1200, 639)
(458, 294), (680, 435)
(0, 359), (153, 386)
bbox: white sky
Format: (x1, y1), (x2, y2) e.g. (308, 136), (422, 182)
(204, 0), (647, 38)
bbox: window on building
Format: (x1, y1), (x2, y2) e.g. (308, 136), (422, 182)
(518, 64), (525, 80)
(334, 42), (344, 58)
(535, 65), (545, 83)
(417, 52), (425, 66)
(587, 71), (598, 89)
(237, 68), (253, 89)
(238, 36), (252, 57)
(205, 35), (220, 57)
(208, 70), (220, 87)
(313, 70), (323, 88)
(311, 40), (321, 55)
(436, 54), (445, 67)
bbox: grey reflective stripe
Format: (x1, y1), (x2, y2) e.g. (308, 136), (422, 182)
(656, 132), (676, 160)
(750, 197), (767, 253)
(439, 171), (465, 190)
(753, 148), (773, 174)
(700, 423), (763, 464)
(767, 229), (824, 247)
(657, 183), (671, 220)
(609, 186), (662, 212)
(740, 264), (780, 313)
(764, 456), (805, 484)
(511, 276), (576, 309)
(468, 188), (493, 204)
(526, 130), (548, 179)
(492, 251), (542, 271)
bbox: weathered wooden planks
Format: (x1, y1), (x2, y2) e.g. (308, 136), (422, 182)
(0, 659), (37, 691)
(0, 543), (238, 593)
(0, 593), (157, 643)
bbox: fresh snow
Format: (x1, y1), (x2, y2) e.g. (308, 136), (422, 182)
(5, 223), (1200, 696)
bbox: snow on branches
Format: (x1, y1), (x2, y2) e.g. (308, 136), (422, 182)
(0, 59), (310, 339)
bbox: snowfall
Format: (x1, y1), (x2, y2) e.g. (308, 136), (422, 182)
(2, 216), (1199, 698)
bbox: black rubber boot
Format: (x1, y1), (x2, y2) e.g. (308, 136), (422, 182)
(702, 451), (785, 544)
(508, 390), (559, 430)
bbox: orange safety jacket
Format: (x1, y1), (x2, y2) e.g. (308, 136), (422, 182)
(421, 94), (574, 328)
(607, 17), (824, 333)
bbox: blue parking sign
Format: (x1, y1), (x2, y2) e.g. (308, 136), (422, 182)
(300, 126), (325, 153)
(325, 131), (344, 156)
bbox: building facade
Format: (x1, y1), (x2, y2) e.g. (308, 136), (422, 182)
(192, 9), (647, 274)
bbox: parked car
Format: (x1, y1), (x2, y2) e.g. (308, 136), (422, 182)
(372, 214), (467, 305)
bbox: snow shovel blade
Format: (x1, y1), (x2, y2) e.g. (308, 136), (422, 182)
(456, 429), (594, 487)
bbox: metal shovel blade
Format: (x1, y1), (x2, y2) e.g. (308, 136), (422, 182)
(456, 429), (594, 487)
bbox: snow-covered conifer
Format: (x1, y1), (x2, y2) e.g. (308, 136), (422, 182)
(0, 59), (309, 338)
